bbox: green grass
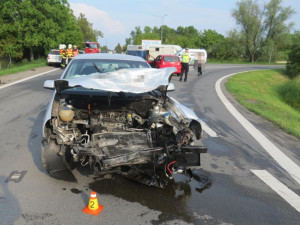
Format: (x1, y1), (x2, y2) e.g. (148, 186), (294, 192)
(225, 69), (300, 139)
(207, 59), (284, 65)
(0, 58), (47, 77)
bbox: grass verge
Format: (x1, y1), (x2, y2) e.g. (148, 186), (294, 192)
(207, 59), (285, 65)
(225, 69), (300, 139)
(0, 59), (47, 77)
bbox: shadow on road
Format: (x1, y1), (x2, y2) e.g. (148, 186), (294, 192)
(27, 107), (47, 173)
(0, 175), (21, 224)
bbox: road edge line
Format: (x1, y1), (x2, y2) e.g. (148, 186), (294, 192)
(251, 170), (300, 213)
(0, 68), (60, 90)
(215, 72), (300, 185)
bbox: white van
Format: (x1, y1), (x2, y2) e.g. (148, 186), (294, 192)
(148, 45), (182, 60)
(176, 49), (207, 65)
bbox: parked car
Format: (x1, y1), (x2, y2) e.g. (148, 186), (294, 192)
(150, 55), (182, 75)
(47, 49), (62, 66)
(42, 53), (207, 187)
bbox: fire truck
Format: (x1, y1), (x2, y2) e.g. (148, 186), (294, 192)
(85, 41), (101, 54)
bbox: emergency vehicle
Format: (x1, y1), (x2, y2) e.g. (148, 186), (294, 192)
(85, 41), (101, 54)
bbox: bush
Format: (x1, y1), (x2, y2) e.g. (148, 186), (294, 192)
(286, 32), (300, 79)
(286, 45), (300, 79)
(280, 77), (300, 110)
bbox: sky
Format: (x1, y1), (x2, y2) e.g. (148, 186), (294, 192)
(68, 0), (300, 49)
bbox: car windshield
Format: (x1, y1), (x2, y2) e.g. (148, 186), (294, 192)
(85, 43), (98, 49)
(50, 50), (60, 55)
(163, 56), (180, 62)
(64, 59), (150, 79)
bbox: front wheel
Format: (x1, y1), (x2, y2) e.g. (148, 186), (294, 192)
(41, 138), (76, 182)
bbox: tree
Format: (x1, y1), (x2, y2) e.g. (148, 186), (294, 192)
(0, 35), (23, 68)
(0, 0), (24, 63)
(16, 0), (83, 60)
(0, 0), (81, 61)
(262, 0), (294, 62)
(125, 25), (225, 53)
(201, 29), (225, 57)
(202, 29), (224, 49)
(130, 26), (143, 45)
(76, 13), (103, 46)
(214, 30), (245, 61)
(232, 0), (294, 62)
(114, 43), (123, 53)
(100, 45), (108, 52)
(0, 0), (101, 64)
(232, 0), (264, 62)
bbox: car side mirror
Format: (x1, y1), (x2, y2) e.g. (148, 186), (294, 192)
(44, 80), (55, 90)
(167, 83), (175, 92)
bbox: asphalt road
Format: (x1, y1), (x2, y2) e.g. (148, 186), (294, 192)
(0, 64), (299, 225)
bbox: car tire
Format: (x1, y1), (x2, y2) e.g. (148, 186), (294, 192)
(41, 137), (76, 182)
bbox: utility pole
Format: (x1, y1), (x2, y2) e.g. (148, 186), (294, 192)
(160, 14), (167, 44)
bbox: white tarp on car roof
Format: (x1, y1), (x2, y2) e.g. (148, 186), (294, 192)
(64, 67), (176, 93)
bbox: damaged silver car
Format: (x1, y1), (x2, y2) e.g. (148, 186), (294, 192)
(42, 54), (207, 187)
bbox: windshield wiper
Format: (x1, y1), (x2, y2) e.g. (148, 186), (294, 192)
(93, 63), (102, 73)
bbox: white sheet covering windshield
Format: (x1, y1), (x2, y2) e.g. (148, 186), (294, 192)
(64, 67), (176, 93)
(64, 59), (150, 79)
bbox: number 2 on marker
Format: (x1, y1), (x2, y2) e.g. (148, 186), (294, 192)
(90, 201), (95, 208)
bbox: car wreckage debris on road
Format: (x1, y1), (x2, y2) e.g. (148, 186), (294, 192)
(41, 54), (207, 187)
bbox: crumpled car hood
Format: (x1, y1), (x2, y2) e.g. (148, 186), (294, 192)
(63, 67), (176, 93)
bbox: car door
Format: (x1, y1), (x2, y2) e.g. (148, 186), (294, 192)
(155, 56), (162, 68)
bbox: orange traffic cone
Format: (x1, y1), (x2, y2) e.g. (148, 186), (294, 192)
(83, 191), (104, 215)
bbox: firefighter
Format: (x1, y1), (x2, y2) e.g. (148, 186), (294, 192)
(59, 44), (64, 55)
(73, 45), (79, 57)
(60, 44), (67, 68)
(66, 44), (74, 64)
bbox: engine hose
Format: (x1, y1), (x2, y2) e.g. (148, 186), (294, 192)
(167, 161), (176, 175)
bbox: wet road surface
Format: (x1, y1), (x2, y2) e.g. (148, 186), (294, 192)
(0, 65), (299, 225)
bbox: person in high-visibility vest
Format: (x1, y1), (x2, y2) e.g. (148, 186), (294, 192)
(180, 48), (190, 82)
(73, 45), (79, 57)
(66, 44), (74, 64)
(60, 44), (67, 68)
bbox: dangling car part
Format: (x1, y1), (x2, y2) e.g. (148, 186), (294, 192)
(41, 54), (207, 187)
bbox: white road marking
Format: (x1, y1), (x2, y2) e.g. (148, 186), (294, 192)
(199, 120), (220, 137)
(181, 104), (220, 138)
(0, 68), (60, 90)
(216, 72), (300, 185)
(251, 170), (300, 213)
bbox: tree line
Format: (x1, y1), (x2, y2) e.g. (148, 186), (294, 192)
(0, 0), (299, 77)
(0, 0), (102, 68)
(125, 0), (297, 64)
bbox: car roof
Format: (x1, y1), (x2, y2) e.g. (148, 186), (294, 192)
(159, 55), (179, 57)
(74, 53), (146, 62)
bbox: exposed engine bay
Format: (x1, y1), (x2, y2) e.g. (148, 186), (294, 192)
(42, 69), (207, 187)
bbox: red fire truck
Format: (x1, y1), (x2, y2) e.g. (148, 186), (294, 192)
(85, 41), (101, 54)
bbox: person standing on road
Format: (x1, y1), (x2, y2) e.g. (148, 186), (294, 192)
(60, 45), (67, 68)
(180, 48), (190, 82)
(66, 44), (74, 64)
(73, 45), (79, 57)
